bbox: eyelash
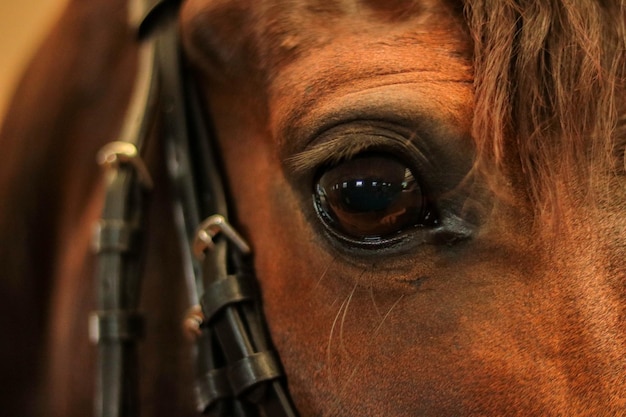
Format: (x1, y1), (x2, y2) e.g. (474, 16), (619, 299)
(287, 122), (421, 174)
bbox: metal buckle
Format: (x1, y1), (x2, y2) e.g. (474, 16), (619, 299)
(97, 141), (154, 188)
(193, 215), (251, 259)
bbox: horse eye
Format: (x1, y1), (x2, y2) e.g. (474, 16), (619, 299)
(313, 154), (433, 241)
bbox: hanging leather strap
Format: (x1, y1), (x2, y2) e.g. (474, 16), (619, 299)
(90, 2), (159, 416)
(90, 0), (300, 415)
(149, 0), (299, 415)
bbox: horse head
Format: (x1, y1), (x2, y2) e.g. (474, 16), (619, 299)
(1, 0), (625, 416)
(179, 0), (626, 414)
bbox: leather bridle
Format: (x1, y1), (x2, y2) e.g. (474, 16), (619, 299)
(90, 0), (298, 415)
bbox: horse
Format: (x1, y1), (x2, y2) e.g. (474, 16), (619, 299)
(1, 0), (625, 416)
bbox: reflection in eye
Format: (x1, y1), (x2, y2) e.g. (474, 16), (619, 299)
(314, 154), (433, 240)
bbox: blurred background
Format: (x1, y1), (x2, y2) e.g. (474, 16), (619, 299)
(0, 0), (67, 126)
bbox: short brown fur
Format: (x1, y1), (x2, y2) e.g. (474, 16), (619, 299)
(1, 0), (625, 416)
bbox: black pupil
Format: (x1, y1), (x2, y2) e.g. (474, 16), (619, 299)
(314, 154), (426, 239)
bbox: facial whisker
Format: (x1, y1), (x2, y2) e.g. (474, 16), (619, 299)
(326, 294), (349, 390)
(313, 255), (335, 292)
(369, 284), (383, 318)
(339, 282), (359, 358)
(329, 293), (405, 414)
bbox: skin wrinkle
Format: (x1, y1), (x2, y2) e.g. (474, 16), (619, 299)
(276, 79), (473, 162)
(270, 52), (473, 135)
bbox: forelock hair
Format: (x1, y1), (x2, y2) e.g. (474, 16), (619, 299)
(464, 0), (626, 214)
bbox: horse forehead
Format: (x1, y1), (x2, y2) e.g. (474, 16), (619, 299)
(180, 0), (464, 79)
(181, 0), (443, 23)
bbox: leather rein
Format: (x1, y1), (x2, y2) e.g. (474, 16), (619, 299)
(89, 1), (298, 415)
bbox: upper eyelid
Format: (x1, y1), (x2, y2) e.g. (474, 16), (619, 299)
(286, 124), (420, 174)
